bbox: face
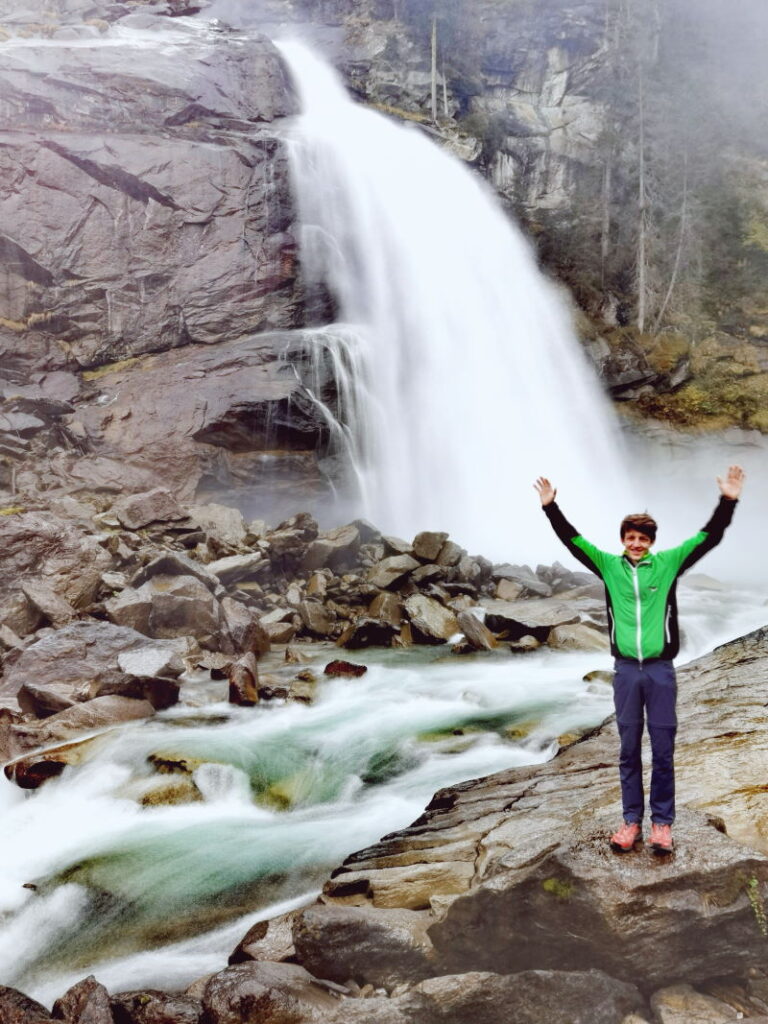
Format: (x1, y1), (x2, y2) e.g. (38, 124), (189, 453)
(622, 529), (653, 563)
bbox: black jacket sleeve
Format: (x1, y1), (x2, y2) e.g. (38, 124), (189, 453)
(542, 501), (605, 577)
(678, 496), (738, 574)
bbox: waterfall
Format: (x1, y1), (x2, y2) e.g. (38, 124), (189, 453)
(277, 41), (635, 559)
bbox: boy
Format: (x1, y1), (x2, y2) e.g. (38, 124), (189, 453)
(534, 466), (744, 853)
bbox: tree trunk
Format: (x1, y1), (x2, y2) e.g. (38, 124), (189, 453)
(652, 155), (689, 334)
(636, 60), (647, 334)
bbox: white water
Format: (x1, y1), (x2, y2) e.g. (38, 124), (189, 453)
(277, 41), (635, 560)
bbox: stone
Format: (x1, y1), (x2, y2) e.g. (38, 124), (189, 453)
(366, 555), (420, 590)
(410, 564), (444, 585)
(455, 556), (482, 585)
(264, 621), (297, 644)
(220, 597), (270, 656)
(456, 611), (497, 651)
(201, 962), (339, 1024)
(303, 524), (361, 572)
(547, 622), (609, 651)
(367, 592), (403, 627)
(430, 808), (768, 989)
(404, 596), (459, 644)
(113, 488), (187, 530)
(207, 554), (269, 587)
(324, 861), (475, 910)
(382, 536), (413, 556)
(298, 601), (335, 638)
(650, 984), (740, 1024)
(0, 986), (56, 1024)
(495, 579), (523, 601)
(338, 618), (398, 649)
(394, 969), (645, 1024)
(229, 652), (259, 707)
(117, 647), (184, 679)
(293, 905), (435, 988)
(187, 504), (247, 550)
(306, 573), (328, 599)
(0, 621), (188, 716)
(53, 975), (113, 1024)
(131, 553), (219, 593)
(229, 912), (297, 966)
(10, 696), (155, 750)
(20, 580), (76, 628)
(491, 564), (552, 597)
(110, 991), (202, 1024)
(324, 660), (367, 678)
(436, 540), (465, 567)
(412, 532), (449, 562)
(108, 576), (224, 650)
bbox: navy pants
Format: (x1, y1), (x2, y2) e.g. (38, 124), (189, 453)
(613, 658), (677, 825)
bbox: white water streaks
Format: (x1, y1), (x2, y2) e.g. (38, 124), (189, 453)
(0, 645), (616, 996)
(276, 40), (635, 561)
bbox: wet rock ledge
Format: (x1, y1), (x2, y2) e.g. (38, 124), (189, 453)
(1, 487), (768, 1023)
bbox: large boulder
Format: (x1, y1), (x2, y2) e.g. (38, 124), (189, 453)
(106, 576), (225, 650)
(0, 621), (192, 716)
(201, 962), (339, 1024)
(293, 905), (436, 988)
(430, 808), (768, 988)
(52, 975), (113, 1024)
(110, 991), (201, 1024)
(404, 596), (459, 644)
(0, 986), (56, 1024)
(0, 511), (111, 634)
(366, 556), (419, 591)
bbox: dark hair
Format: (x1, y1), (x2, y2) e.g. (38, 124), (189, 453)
(620, 513), (657, 542)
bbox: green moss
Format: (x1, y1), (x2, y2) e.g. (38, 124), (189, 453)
(746, 877), (767, 938)
(0, 506), (25, 516)
(82, 357), (142, 381)
(542, 877), (573, 899)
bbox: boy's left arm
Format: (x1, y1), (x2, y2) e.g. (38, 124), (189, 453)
(666, 465), (744, 574)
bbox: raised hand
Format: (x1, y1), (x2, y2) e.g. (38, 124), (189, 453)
(717, 465), (745, 500)
(534, 476), (557, 506)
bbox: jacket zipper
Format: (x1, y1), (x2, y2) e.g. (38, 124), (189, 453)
(665, 604), (672, 644)
(631, 564), (643, 664)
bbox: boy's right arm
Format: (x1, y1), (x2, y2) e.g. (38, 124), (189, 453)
(534, 477), (608, 577)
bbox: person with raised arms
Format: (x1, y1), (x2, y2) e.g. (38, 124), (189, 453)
(534, 465), (745, 854)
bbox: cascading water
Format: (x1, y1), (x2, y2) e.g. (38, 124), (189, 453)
(278, 41), (635, 558)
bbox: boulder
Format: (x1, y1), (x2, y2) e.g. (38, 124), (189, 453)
(112, 488), (187, 530)
(9, 696), (155, 751)
(117, 647), (184, 679)
(0, 511), (111, 628)
(20, 580), (76, 628)
(324, 660), (367, 678)
(293, 905), (435, 988)
(229, 912), (298, 966)
(303, 524), (361, 572)
(412, 532), (449, 562)
(367, 592), (403, 627)
(495, 579), (523, 601)
(491, 564), (552, 597)
(338, 618), (398, 650)
(366, 556), (419, 590)
(187, 504), (248, 551)
(201, 962), (339, 1024)
(53, 975), (113, 1024)
(430, 809), (768, 989)
(220, 597), (270, 656)
(456, 611), (497, 651)
(110, 991), (201, 1024)
(404, 596), (459, 644)
(207, 554), (269, 588)
(298, 601), (335, 638)
(107, 576), (224, 650)
(0, 621), (190, 716)
(382, 536), (413, 556)
(547, 623), (609, 652)
(436, 540), (465, 567)
(397, 969), (644, 1024)
(0, 986), (56, 1024)
(131, 553), (218, 593)
(650, 984), (741, 1024)
(228, 653), (259, 707)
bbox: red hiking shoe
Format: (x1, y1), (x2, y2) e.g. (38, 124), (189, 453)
(648, 823), (674, 854)
(610, 821), (642, 852)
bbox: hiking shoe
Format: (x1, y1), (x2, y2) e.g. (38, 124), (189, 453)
(610, 821), (642, 852)
(648, 823), (674, 854)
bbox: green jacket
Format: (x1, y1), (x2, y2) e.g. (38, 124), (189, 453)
(543, 496), (737, 661)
